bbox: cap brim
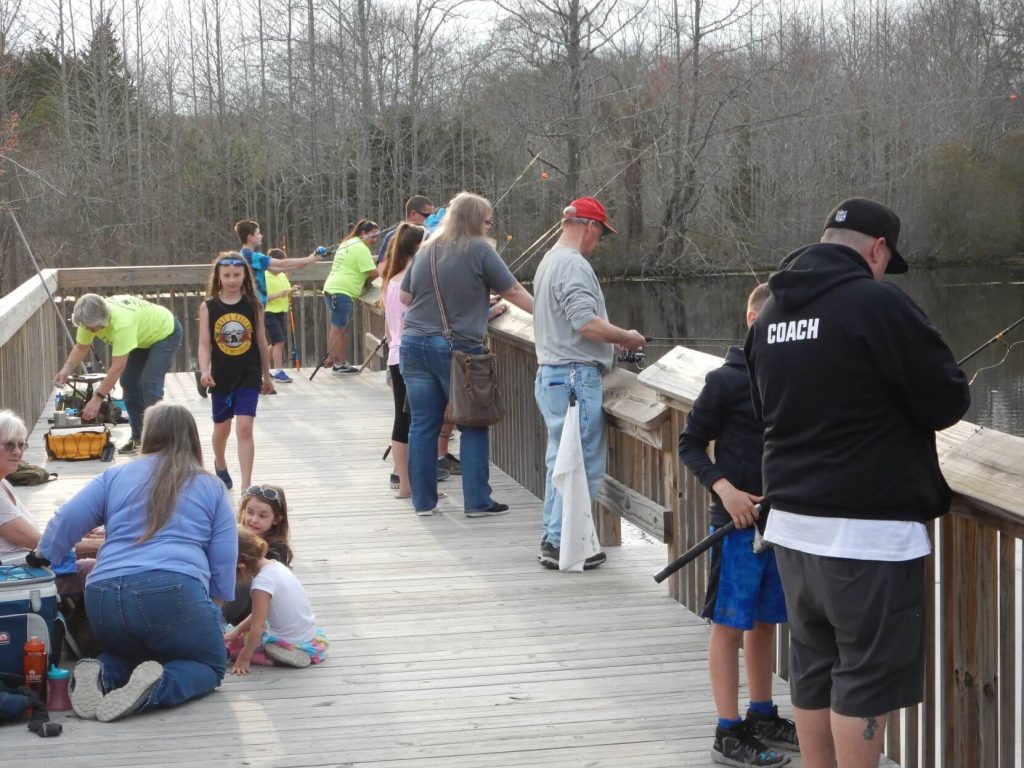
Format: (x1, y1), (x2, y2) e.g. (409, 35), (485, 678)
(601, 221), (618, 235)
(885, 246), (908, 274)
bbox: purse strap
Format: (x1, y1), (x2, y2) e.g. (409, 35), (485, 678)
(427, 244), (455, 346)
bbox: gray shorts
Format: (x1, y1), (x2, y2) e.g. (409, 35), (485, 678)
(774, 546), (926, 717)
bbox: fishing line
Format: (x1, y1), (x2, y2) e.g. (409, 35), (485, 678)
(506, 130), (674, 277)
(491, 154), (542, 210)
(6, 208), (79, 353)
(967, 341), (1022, 387)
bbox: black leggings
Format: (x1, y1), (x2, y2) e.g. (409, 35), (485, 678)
(390, 364), (411, 443)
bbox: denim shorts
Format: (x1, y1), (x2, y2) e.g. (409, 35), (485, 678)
(264, 311), (287, 345)
(701, 525), (787, 630)
(324, 293), (354, 329)
(212, 387), (259, 423)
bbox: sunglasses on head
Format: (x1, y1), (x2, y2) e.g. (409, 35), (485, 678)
(245, 485), (280, 502)
(217, 257), (247, 267)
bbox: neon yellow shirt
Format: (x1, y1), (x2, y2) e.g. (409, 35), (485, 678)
(265, 271), (292, 313)
(323, 238), (375, 298)
(75, 295), (175, 356)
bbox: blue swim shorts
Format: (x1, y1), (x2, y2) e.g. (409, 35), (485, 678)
(212, 387), (260, 424)
(323, 293), (353, 329)
(701, 525), (787, 630)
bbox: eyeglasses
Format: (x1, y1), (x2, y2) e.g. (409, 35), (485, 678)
(217, 257), (246, 267)
(245, 485), (280, 502)
(2, 441), (27, 453)
(587, 220), (609, 241)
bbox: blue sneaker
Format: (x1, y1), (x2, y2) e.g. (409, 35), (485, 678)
(273, 370), (293, 383)
(215, 466), (233, 489)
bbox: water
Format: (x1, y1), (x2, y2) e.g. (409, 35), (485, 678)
(603, 264), (1024, 438)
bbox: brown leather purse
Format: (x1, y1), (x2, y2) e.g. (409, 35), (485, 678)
(428, 245), (506, 428)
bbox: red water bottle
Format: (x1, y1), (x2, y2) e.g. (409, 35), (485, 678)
(23, 636), (47, 700)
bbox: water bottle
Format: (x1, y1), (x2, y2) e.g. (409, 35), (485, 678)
(54, 392), (63, 411)
(23, 636), (46, 700)
(46, 666), (71, 712)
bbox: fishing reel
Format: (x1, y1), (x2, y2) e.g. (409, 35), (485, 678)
(617, 349), (646, 369)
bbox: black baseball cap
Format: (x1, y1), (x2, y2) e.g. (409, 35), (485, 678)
(823, 197), (907, 274)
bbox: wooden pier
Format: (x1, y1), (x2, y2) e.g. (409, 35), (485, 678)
(0, 264), (1019, 766)
(14, 370), (800, 767)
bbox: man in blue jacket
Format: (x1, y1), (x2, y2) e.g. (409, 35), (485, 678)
(680, 283), (795, 767)
(744, 198), (970, 768)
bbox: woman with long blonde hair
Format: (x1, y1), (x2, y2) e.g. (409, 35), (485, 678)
(398, 191), (534, 516)
(38, 402), (237, 723)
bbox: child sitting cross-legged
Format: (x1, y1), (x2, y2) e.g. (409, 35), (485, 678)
(225, 527), (329, 673)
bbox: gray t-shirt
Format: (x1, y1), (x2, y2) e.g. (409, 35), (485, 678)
(533, 244), (614, 371)
(401, 239), (516, 345)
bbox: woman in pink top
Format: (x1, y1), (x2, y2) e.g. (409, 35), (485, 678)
(381, 224), (426, 498)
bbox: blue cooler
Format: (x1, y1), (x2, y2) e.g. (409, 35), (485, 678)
(0, 565), (59, 688)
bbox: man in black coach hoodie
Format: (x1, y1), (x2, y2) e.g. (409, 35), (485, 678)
(744, 198), (970, 768)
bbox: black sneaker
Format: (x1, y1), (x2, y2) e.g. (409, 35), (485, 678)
(712, 721), (790, 767)
(464, 501), (509, 518)
(745, 706), (799, 750)
(537, 540), (606, 570)
(118, 438), (140, 455)
(437, 453), (461, 475)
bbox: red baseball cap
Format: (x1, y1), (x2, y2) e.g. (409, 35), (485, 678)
(564, 196), (618, 235)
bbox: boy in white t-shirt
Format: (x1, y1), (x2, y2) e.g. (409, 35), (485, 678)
(225, 528), (328, 672)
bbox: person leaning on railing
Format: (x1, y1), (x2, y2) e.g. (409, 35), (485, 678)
(55, 293), (183, 455)
(398, 191), (534, 517)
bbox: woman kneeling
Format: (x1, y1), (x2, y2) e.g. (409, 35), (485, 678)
(38, 403), (237, 722)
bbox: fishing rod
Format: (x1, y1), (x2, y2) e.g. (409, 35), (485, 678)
(653, 318), (1024, 584)
(507, 130), (673, 277)
(958, 315), (1024, 367)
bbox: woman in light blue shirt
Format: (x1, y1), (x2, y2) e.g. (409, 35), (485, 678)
(39, 403), (237, 723)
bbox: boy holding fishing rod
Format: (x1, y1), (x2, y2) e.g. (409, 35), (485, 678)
(678, 284), (797, 767)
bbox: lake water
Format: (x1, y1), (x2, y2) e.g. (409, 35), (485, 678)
(602, 264), (1024, 438)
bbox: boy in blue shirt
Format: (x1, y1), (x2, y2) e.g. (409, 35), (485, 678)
(233, 220), (320, 306)
(678, 283), (798, 767)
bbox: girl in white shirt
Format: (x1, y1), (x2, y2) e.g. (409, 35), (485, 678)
(225, 527), (328, 673)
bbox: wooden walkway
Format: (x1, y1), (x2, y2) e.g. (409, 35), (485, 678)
(14, 370), (811, 767)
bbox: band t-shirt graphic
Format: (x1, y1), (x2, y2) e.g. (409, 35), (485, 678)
(215, 313), (253, 356)
(206, 297), (262, 395)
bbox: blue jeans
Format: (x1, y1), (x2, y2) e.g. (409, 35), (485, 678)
(400, 334), (495, 513)
(85, 571), (227, 712)
(121, 319), (183, 439)
(535, 364), (607, 546)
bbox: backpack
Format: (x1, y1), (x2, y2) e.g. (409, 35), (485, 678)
(6, 463), (57, 486)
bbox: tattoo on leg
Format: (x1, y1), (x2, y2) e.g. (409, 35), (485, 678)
(863, 716), (878, 740)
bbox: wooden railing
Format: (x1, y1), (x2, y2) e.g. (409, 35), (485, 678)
(0, 268), (1018, 767)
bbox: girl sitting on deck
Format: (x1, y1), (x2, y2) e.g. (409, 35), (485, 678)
(225, 527), (328, 673)
(198, 252), (276, 491)
(222, 483), (294, 625)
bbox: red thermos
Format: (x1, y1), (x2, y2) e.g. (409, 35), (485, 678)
(23, 636), (47, 700)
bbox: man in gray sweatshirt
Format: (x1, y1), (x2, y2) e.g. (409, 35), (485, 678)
(532, 197), (646, 570)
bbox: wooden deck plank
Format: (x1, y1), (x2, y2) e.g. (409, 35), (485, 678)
(10, 370), (863, 767)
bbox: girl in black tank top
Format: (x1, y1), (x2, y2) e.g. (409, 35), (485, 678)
(198, 252), (275, 491)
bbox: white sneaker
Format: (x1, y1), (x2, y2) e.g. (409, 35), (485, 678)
(265, 643), (312, 668)
(70, 658), (105, 720)
(96, 660), (163, 722)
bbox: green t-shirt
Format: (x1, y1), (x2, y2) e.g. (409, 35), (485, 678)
(75, 295), (175, 356)
(323, 238), (375, 298)
(265, 271), (292, 313)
